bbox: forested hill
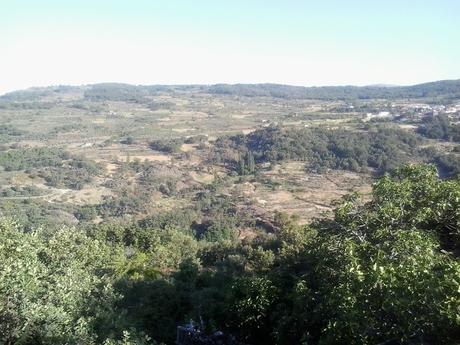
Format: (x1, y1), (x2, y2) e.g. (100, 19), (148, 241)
(2, 79), (460, 102)
(208, 79), (460, 100)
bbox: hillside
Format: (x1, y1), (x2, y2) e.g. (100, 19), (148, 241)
(208, 79), (460, 100)
(2, 79), (460, 103)
(0, 81), (459, 344)
(1, 165), (459, 344)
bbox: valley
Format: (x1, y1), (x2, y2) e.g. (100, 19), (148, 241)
(0, 83), (459, 232)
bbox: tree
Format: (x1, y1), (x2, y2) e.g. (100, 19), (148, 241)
(247, 151), (255, 174)
(0, 219), (118, 344)
(228, 277), (278, 343)
(0, 218), (151, 344)
(238, 154), (246, 175)
(305, 165), (460, 344)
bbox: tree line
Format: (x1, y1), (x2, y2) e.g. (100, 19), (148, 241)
(208, 80), (460, 100)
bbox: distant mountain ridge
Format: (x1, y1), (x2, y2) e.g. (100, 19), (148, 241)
(207, 80), (460, 100)
(1, 79), (460, 102)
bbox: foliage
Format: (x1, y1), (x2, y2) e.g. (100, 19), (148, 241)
(0, 185), (45, 197)
(208, 80), (460, 100)
(417, 114), (460, 142)
(0, 199), (80, 230)
(149, 139), (183, 153)
(0, 219), (118, 344)
(0, 147), (70, 171)
(0, 148), (102, 189)
(214, 126), (420, 174)
(0, 165), (459, 344)
(84, 83), (149, 103)
(0, 125), (25, 143)
(38, 157), (103, 189)
(433, 153), (460, 178)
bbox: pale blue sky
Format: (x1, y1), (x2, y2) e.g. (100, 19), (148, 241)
(1, 0), (459, 94)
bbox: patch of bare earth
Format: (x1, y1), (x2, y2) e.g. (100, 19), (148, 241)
(64, 186), (113, 205)
(180, 143), (196, 152)
(132, 154), (171, 162)
(172, 128), (196, 133)
(236, 162), (371, 224)
(189, 171), (215, 184)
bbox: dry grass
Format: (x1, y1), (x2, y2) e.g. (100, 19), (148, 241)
(232, 162), (372, 223)
(189, 171), (215, 184)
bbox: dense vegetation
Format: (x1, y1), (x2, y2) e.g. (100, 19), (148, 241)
(149, 139), (183, 153)
(0, 147), (70, 171)
(0, 125), (25, 143)
(5, 80), (459, 104)
(0, 85), (78, 102)
(433, 153), (460, 177)
(84, 83), (151, 103)
(417, 114), (460, 142)
(81, 83), (203, 103)
(214, 126), (421, 174)
(0, 185), (45, 197)
(38, 158), (103, 190)
(0, 165), (458, 344)
(0, 147), (103, 189)
(0, 198), (84, 230)
(208, 80), (460, 100)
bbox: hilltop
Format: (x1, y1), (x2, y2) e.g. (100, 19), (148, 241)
(2, 79), (460, 102)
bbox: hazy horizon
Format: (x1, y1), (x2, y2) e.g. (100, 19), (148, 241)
(1, 0), (459, 95)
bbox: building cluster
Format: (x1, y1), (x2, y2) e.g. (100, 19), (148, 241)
(364, 102), (460, 123)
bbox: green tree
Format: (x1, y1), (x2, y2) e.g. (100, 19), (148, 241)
(238, 154), (246, 175)
(247, 151), (256, 174)
(0, 219), (118, 344)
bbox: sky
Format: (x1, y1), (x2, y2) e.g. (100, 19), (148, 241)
(1, 0), (459, 95)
